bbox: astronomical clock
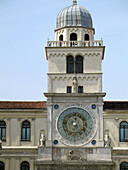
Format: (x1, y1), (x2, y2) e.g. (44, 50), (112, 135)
(54, 105), (97, 146)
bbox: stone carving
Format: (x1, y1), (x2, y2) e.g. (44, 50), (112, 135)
(40, 131), (46, 146)
(72, 77), (77, 93)
(104, 132), (111, 147)
(67, 150), (86, 162)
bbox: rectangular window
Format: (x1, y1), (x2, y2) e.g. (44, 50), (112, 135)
(67, 86), (72, 93)
(78, 86), (83, 93)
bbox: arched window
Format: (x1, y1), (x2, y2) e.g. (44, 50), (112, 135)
(75, 56), (83, 73)
(70, 33), (77, 41)
(120, 162), (128, 170)
(21, 161), (30, 170)
(0, 161), (5, 170)
(85, 34), (89, 41)
(120, 121), (128, 142)
(21, 121), (30, 141)
(59, 35), (63, 41)
(67, 56), (74, 73)
(0, 121), (6, 142)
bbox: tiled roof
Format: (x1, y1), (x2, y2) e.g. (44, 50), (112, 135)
(0, 101), (128, 110)
(104, 101), (128, 110)
(0, 101), (47, 109)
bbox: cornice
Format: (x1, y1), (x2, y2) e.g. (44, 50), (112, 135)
(44, 92), (106, 98)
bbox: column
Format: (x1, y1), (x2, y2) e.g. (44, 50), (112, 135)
(98, 103), (104, 146)
(46, 101), (53, 146)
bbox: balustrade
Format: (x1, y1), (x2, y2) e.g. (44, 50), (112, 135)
(47, 39), (103, 47)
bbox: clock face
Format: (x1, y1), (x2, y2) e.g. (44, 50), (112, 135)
(57, 107), (95, 146)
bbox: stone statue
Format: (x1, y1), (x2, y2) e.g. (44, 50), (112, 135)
(104, 132), (111, 147)
(72, 77), (77, 93)
(67, 150), (74, 160)
(40, 131), (46, 146)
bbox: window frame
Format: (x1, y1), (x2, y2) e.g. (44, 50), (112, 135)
(70, 33), (77, 41)
(21, 121), (31, 142)
(78, 86), (83, 93)
(0, 121), (6, 142)
(0, 161), (5, 170)
(21, 161), (30, 170)
(84, 34), (89, 41)
(119, 121), (128, 142)
(67, 86), (72, 93)
(120, 161), (128, 170)
(75, 56), (83, 73)
(67, 56), (74, 73)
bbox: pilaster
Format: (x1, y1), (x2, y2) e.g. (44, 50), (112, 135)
(30, 158), (34, 170)
(31, 118), (35, 146)
(5, 157), (10, 170)
(97, 103), (104, 146)
(6, 119), (10, 146)
(16, 158), (20, 170)
(17, 118), (21, 146)
(46, 102), (53, 146)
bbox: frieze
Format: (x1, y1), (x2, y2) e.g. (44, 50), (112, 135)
(48, 52), (101, 58)
(53, 76), (98, 81)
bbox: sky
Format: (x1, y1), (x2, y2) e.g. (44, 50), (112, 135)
(0, 0), (128, 101)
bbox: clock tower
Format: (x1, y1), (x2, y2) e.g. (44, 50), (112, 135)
(37, 0), (113, 169)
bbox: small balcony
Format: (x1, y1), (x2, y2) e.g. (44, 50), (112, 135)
(47, 39), (103, 47)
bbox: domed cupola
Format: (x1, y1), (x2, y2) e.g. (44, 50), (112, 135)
(57, 0), (93, 29)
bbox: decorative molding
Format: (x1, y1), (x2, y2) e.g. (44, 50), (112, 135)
(48, 52), (101, 58)
(52, 75), (98, 81)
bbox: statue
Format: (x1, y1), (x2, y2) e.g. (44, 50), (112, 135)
(104, 132), (111, 147)
(72, 77), (77, 93)
(67, 150), (74, 160)
(40, 131), (46, 146)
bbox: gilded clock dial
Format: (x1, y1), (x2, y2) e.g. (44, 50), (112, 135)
(57, 107), (94, 145)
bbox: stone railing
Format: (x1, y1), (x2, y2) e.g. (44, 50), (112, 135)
(47, 39), (103, 47)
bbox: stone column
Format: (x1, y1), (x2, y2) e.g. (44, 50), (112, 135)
(5, 158), (10, 170)
(98, 103), (104, 146)
(16, 158), (20, 170)
(46, 101), (53, 146)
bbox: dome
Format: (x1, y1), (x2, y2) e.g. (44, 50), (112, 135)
(57, 1), (93, 29)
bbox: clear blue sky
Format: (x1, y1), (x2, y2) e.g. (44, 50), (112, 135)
(0, 0), (128, 101)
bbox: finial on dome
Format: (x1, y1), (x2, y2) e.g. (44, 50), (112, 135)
(73, 0), (77, 5)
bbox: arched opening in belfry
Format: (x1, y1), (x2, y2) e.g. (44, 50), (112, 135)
(84, 34), (89, 41)
(59, 34), (63, 41)
(70, 33), (77, 41)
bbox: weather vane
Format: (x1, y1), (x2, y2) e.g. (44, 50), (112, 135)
(73, 0), (77, 5)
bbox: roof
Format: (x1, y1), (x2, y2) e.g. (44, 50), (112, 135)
(0, 101), (128, 110)
(104, 101), (128, 110)
(57, 4), (93, 29)
(0, 101), (47, 109)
